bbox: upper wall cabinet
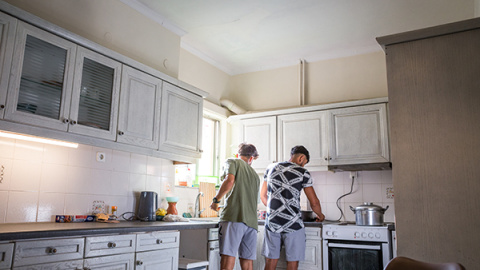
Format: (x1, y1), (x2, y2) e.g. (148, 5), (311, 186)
(117, 65), (162, 149)
(159, 82), (203, 158)
(0, 12), (16, 119)
(5, 21), (122, 140)
(239, 116), (277, 171)
(328, 103), (389, 165)
(5, 21), (77, 130)
(277, 111), (329, 169)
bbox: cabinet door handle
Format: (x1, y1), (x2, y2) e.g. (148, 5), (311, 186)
(63, 118), (69, 124)
(107, 242), (116, 248)
(156, 239), (163, 244)
(0, 104), (4, 109)
(199, 149), (204, 153)
(118, 131), (124, 136)
(46, 247), (57, 254)
(136, 260), (144, 266)
(70, 120), (77, 125)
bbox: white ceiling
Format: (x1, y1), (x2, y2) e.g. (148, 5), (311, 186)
(124, 0), (475, 75)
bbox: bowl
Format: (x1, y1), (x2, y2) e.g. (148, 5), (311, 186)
(156, 215), (164, 221)
(166, 196), (179, 203)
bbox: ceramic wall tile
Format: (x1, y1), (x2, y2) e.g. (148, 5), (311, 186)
(110, 171), (130, 196)
(0, 191), (8, 223)
(363, 184), (383, 202)
(324, 202), (342, 221)
(37, 192), (65, 222)
(161, 159), (175, 178)
(90, 169), (112, 195)
(65, 167), (93, 194)
(342, 180), (363, 203)
(146, 175), (161, 194)
(43, 144), (69, 165)
(147, 156), (162, 176)
(91, 147), (113, 170)
(359, 171), (383, 184)
(130, 154), (147, 174)
(64, 194), (93, 215)
(14, 140), (44, 161)
(6, 191), (38, 223)
(10, 159), (42, 191)
(40, 163), (68, 193)
(129, 173), (147, 195)
(112, 150), (130, 172)
(383, 203), (395, 222)
(0, 158), (13, 191)
(326, 171), (347, 184)
(310, 171), (327, 185)
(0, 138), (15, 158)
(325, 184), (344, 203)
(68, 145), (93, 168)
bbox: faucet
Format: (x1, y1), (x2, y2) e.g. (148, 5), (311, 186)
(194, 192), (206, 218)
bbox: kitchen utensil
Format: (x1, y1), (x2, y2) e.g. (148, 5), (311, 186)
(301, 210), (316, 222)
(349, 202), (389, 226)
(137, 191), (158, 221)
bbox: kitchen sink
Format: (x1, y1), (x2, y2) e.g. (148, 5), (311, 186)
(189, 217), (220, 223)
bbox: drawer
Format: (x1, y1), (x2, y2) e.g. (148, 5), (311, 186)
(13, 238), (84, 267)
(85, 234), (136, 258)
(208, 228), (219, 241)
(84, 253), (135, 270)
(305, 227), (321, 240)
(13, 259), (83, 270)
(0, 243), (14, 269)
(136, 231), (179, 252)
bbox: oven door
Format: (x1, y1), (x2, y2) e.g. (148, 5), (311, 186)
(322, 240), (391, 270)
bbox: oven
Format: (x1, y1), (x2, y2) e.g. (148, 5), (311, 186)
(322, 223), (393, 270)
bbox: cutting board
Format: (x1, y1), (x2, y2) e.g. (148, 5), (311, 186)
(199, 182), (218, 218)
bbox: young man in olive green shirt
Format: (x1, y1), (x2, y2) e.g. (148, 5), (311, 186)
(210, 143), (260, 270)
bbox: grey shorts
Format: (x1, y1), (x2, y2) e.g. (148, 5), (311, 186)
(218, 221), (257, 260)
(262, 228), (306, 262)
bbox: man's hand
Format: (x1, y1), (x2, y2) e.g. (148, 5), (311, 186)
(210, 202), (219, 211)
(315, 213), (325, 222)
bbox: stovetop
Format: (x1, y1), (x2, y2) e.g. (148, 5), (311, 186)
(322, 222), (394, 242)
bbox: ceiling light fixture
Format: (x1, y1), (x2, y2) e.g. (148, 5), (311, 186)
(0, 131), (79, 148)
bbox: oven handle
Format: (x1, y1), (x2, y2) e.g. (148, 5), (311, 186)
(327, 243), (381, 250)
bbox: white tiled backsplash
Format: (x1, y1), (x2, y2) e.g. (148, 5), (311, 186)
(0, 137), (176, 223)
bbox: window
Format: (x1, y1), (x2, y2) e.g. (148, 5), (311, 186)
(175, 116), (221, 187)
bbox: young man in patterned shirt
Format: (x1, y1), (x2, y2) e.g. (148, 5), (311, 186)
(260, 145), (325, 270)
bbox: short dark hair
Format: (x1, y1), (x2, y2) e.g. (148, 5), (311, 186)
(238, 143), (259, 158)
(291, 145), (310, 163)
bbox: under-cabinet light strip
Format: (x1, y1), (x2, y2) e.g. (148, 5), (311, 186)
(0, 131), (79, 148)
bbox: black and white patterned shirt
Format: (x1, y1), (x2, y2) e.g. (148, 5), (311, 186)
(264, 161), (313, 233)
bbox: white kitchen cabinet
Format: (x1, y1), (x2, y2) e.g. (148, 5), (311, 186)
(0, 11), (16, 119)
(136, 231), (179, 270)
(328, 103), (390, 165)
(159, 82), (203, 158)
(84, 253), (135, 270)
(69, 46), (122, 140)
(0, 243), (13, 269)
(5, 21), (77, 130)
(255, 226), (322, 270)
(13, 260), (84, 270)
(85, 234), (136, 258)
(277, 111), (329, 169)
(12, 237), (84, 267)
(5, 21), (122, 140)
(117, 65), (162, 149)
(239, 116), (277, 172)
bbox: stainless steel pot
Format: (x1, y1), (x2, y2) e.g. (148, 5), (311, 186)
(349, 202), (389, 226)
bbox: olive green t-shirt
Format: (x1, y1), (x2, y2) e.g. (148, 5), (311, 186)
(220, 158), (260, 230)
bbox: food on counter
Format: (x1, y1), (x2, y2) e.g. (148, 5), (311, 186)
(156, 208), (167, 216)
(55, 215), (95, 223)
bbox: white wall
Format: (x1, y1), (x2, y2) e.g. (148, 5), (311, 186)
(0, 137), (176, 223)
(5, 0), (181, 78)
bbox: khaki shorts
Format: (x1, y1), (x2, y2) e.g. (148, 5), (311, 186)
(218, 221), (257, 260)
(262, 227), (306, 262)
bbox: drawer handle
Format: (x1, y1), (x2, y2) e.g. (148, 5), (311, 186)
(156, 239), (163, 244)
(107, 242), (117, 248)
(47, 247), (57, 254)
(137, 260), (144, 266)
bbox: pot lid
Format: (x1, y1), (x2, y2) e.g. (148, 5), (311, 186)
(353, 202), (385, 211)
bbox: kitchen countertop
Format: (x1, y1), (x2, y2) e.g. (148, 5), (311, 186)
(0, 219), (329, 241)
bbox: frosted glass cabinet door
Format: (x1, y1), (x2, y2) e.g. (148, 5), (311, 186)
(117, 65), (162, 149)
(0, 11), (16, 119)
(5, 21), (76, 131)
(69, 47), (121, 140)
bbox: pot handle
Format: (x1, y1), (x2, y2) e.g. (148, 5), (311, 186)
(349, 205), (355, 212)
(383, 205), (390, 212)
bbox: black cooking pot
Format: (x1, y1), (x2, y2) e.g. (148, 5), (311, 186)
(301, 210), (316, 222)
